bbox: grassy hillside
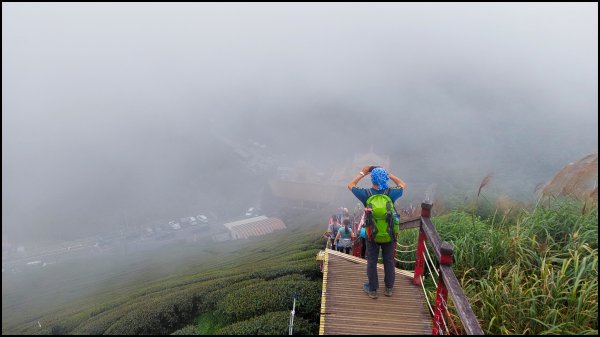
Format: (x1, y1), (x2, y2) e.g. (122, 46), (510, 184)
(2, 210), (329, 335)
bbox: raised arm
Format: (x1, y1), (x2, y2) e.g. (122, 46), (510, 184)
(389, 172), (406, 189)
(347, 165), (373, 190)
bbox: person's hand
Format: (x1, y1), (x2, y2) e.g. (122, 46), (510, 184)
(360, 165), (372, 175)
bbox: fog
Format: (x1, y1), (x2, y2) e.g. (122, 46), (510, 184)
(3, 3), (598, 246)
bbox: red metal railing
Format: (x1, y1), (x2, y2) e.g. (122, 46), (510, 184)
(412, 202), (484, 335)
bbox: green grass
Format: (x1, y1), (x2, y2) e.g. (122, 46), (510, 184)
(215, 311), (314, 335)
(194, 312), (225, 335)
(398, 198), (598, 335)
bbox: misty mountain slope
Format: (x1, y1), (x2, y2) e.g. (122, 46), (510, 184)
(2, 210), (329, 335)
(3, 126), (270, 244)
(3, 153), (598, 335)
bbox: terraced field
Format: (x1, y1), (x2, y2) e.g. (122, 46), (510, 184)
(2, 210), (329, 335)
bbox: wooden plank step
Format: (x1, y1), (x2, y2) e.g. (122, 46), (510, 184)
(320, 250), (432, 335)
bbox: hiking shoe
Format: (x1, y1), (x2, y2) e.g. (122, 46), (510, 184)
(363, 283), (378, 299)
(384, 287), (393, 297)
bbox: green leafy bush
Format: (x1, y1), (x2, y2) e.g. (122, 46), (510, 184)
(216, 311), (314, 335)
(215, 276), (321, 323)
(171, 324), (198, 335)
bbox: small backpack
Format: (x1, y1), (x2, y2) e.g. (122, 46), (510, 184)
(359, 227), (367, 239)
(331, 223), (341, 238)
(364, 188), (399, 243)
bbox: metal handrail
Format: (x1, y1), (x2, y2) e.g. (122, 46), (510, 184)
(400, 202), (484, 335)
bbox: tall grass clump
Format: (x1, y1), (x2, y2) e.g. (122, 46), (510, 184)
(428, 199), (598, 335)
(434, 210), (511, 277)
(398, 154), (597, 334)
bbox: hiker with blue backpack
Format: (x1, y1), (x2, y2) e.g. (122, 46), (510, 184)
(357, 214), (367, 259)
(347, 165), (406, 299)
(326, 215), (342, 250)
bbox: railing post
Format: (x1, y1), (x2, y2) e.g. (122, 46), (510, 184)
(432, 276), (449, 335)
(352, 237), (361, 257)
(413, 230), (426, 286)
(440, 241), (453, 267)
(421, 201), (432, 218)
(432, 242), (453, 335)
(413, 202), (432, 285)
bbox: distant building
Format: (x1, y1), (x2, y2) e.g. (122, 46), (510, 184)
(268, 149), (391, 209)
(221, 216), (286, 240)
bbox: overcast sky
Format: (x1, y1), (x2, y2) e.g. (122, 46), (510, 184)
(2, 3), (597, 244)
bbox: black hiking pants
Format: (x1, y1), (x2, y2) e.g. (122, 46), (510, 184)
(366, 240), (395, 292)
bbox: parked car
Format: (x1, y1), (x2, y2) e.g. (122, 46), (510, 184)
(196, 214), (208, 224)
(179, 216), (198, 227)
(169, 221), (181, 230)
(143, 227), (155, 237)
(245, 207), (261, 217)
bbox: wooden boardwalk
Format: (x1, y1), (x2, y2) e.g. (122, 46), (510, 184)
(319, 249), (432, 335)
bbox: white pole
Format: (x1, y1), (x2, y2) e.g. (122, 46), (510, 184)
(288, 297), (296, 335)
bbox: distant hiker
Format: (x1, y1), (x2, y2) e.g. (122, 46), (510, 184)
(336, 207), (349, 224)
(359, 226), (367, 258)
(324, 216), (333, 247)
(335, 219), (354, 254)
(342, 209), (350, 225)
(355, 212), (368, 259)
(357, 215), (368, 259)
(347, 165), (406, 299)
(326, 215), (341, 250)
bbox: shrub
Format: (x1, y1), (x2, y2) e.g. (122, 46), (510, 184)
(171, 324), (198, 335)
(216, 311), (314, 335)
(215, 277), (321, 322)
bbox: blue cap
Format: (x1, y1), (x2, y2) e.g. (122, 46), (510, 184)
(371, 167), (389, 190)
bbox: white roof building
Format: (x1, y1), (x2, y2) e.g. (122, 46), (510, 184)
(222, 216), (286, 240)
